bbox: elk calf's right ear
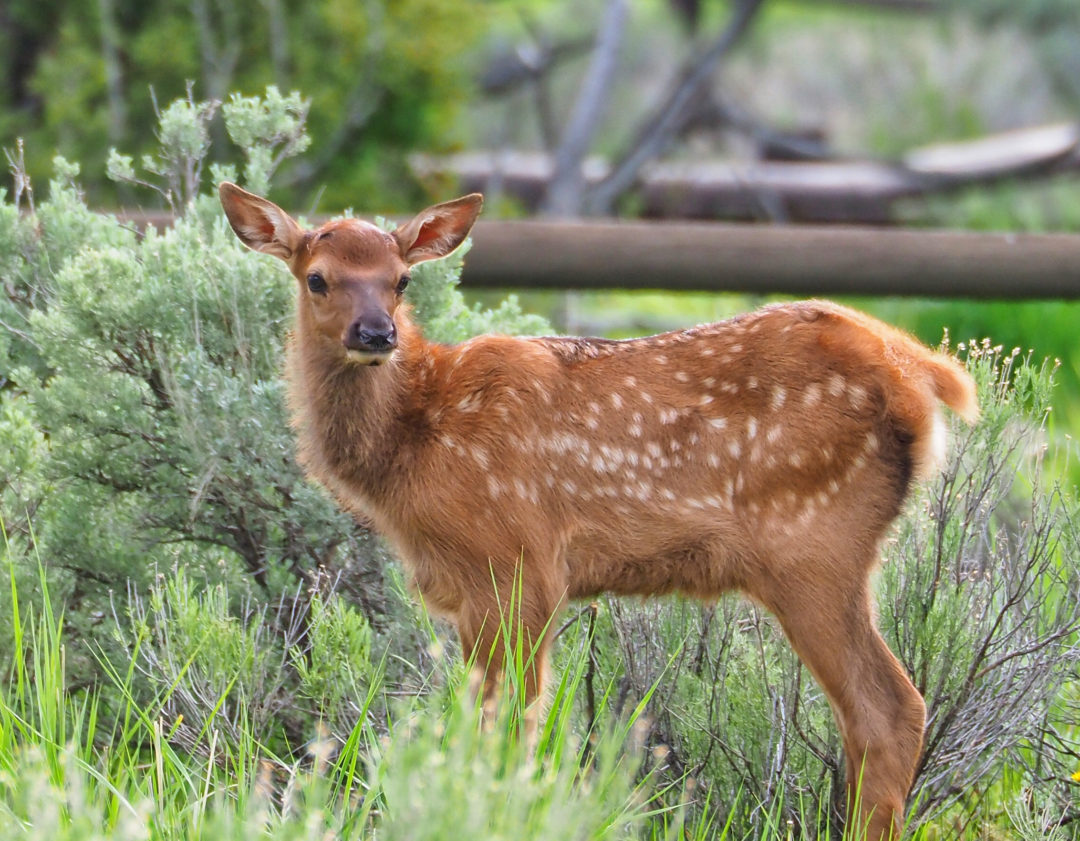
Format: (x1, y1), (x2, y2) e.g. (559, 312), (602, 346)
(219, 182), (305, 262)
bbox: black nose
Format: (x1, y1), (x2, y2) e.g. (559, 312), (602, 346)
(346, 319), (397, 352)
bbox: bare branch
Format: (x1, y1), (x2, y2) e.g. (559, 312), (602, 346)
(541, 0), (629, 217)
(586, 0), (767, 214)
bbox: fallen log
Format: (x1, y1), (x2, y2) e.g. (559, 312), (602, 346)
(411, 123), (1080, 224)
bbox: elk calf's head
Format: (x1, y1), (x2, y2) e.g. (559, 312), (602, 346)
(220, 183), (979, 841)
(219, 182), (482, 365)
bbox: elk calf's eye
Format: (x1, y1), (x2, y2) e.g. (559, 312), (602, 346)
(396, 275), (410, 294)
(307, 272), (327, 294)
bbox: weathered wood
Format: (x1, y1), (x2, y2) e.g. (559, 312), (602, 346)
(462, 220), (1080, 299)
(412, 123), (1080, 223)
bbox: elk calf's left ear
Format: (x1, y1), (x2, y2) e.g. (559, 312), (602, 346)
(395, 193), (483, 266)
(219, 182), (305, 262)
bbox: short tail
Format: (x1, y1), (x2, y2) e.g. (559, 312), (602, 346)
(927, 356), (979, 425)
(911, 354), (978, 479)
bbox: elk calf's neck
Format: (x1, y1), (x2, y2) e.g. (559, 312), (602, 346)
(220, 183), (978, 841)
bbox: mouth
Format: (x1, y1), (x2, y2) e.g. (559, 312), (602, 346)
(345, 348), (396, 366)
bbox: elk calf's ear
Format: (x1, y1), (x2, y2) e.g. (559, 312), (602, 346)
(394, 193), (483, 266)
(218, 182), (305, 262)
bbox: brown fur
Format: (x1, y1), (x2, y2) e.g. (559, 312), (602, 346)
(219, 183), (978, 841)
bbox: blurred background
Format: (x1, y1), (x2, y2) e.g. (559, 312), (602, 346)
(3, 0), (1079, 467)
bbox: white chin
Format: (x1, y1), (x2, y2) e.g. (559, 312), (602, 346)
(345, 349), (395, 366)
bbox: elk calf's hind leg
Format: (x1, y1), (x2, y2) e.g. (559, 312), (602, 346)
(760, 576), (925, 841)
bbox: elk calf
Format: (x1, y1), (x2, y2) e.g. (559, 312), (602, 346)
(220, 183), (978, 840)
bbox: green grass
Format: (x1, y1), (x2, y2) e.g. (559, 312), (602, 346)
(0, 547), (677, 841)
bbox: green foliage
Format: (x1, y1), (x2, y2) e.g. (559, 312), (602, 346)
(1, 0), (484, 209)
(222, 88), (311, 197)
(293, 595), (375, 716)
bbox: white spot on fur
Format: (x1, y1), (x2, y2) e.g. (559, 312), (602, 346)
(747, 418), (758, 439)
(727, 440), (742, 459)
(611, 393), (623, 410)
(848, 383), (868, 409)
(771, 386), (787, 410)
(766, 425), (783, 444)
(803, 383), (822, 406)
(828, 374), (846, 397)
(488, 476), (505, 498)
(709, 417), (727, 430)
(747, 376), (758, 390)
(457, 392), (482, 413)
(708, 453), (721, 469)
(675, 371), (689, 382)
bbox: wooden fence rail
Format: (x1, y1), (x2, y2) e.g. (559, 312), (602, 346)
(117, 212), (1080, 299)
(463, 221), (1080, 299)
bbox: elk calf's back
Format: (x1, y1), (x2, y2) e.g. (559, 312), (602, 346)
(219, 183), (978, 841)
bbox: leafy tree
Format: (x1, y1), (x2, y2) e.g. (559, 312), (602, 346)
(0, 0), (484, 210)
